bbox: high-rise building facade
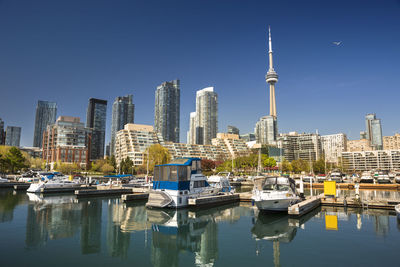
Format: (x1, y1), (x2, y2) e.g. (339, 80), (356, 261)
(342, 150), (400, 172)
(33, 100), (57, 148)
(321, 133), (347, 164)
(383, 134), (400, 150)
(277, 132), (322, 162)
(194, 87), (218, 145)
(365, 113), (383, 150)
(255, 27), (279, 145)
(86, 98), (107, 160)
(255, 116), (278, 145)
(42, 116), (91, 166)
(5, 126), (21, 147)
(110, 95), (135, 155)
(154, 79), (180, 143)
(227, 125), (239, 135)
(0, 118), (5, 145)
(187, 112), (196, 144)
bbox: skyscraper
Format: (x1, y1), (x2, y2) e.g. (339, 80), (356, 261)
(154, 79), (180, 143)
(5, 126), (21, 147)
(227, 125), (240, 135)
(255, 27), (278, 144)
(86, 98), (107, 160)
(365, 113), (383, 150)
(0, 118), (5, 145)
(187, 112), (196, 144)
(194, 87), (218, 145)
(110, 95), (135, 155)
(33, 100), (57, 148)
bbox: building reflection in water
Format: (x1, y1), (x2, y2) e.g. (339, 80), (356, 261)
(0, 189), (25, 223)
(147, 203), (243, 267)
(80, 198), (102, 254)
(25, 193), (81, 248)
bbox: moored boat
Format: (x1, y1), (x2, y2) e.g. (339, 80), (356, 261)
(146, 158), (226, 209)
(26, 179), (81, 193)
(252, 176), (300, 212)
(360, 171), (374, 183)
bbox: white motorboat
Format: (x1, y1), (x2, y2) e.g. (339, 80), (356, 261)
(395, 204), (400, 218)
(360, 171), (374, 183)
(302, 176), (315, 183)
(208, 172), (231, 183)
(0, 177), (8, 183)
(252, 176), (300, 212)
(328, 170), (344, 183)
(375, 170), (391, 184)
(27, 179), (81, 193)
(316, 175), (326, 183)
(146, 158), (225, 209)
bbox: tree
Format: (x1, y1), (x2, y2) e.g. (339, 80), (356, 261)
(5, 147), (28, 173)
(105, 156), (117, 172)
(56, 162), (81, 174)
(120, 157), (134, 174)
(313, 158), (325, 174)
(101, 163), (114, 174)
(281, 159), (292, 173)
(201, 159), (216, 176)
(263, 156), (277, 168)
(291, 159), (309, 173)
(143, 144), (171, 173)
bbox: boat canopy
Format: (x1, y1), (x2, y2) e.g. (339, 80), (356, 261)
(154, 158), (202, 182)
(254, 176), (296, 192)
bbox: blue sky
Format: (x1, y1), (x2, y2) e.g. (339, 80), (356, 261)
(0, 0), (399, 147)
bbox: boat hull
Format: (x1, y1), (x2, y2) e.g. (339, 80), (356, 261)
(359, 179), (374, 184)
(255, 198), (299, 212)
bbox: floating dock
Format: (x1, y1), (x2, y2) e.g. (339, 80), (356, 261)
(121, 193), (149, 202)
(188, 193), (239, 207)
(0, 182), (30, 188)
(75, 188), (133, 198)
(321, 196), (400, 210)
(303, 182), (400, 190)
(39, 186), (96, 194)
(13, 184), (30, 190)
(288, 194), (323, 217)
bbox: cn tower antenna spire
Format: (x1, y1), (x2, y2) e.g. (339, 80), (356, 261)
(266, 26), (278, 117)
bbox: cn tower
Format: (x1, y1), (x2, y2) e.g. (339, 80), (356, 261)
(265, 26), (278, 117)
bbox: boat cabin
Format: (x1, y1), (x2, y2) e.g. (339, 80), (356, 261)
(152, 158), (208, 190)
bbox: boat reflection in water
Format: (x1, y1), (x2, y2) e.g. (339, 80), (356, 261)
(147, 203), (244, 267)
(251, 208), (320, 267)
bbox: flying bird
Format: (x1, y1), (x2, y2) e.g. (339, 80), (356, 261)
(333, 41), (342, 46)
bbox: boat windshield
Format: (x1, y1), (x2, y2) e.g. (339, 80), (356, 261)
(262, 183), (290, 191)
(261, 177), (296, 192)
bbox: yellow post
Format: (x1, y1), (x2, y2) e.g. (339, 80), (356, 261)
(324, 181), (336, 197)
(69, 175), (73, 181)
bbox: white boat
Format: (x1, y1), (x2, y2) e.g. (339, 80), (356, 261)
(360, 171), (374, 183)
(27, 179), (81, 193)
(375, 170), (391, 184)
(316, 175), (326, 183)
(395, 204), (400, 218)
(0, 177), (8, 183)
(328, 170), (344, 183)
(208, 172), (232, 192)
(146, 158), (225, 209)
(302, 176), (315, 183)
(252, 176), (300, 212)
(208, 172), (231, 183)
(395, 175), (400, 184)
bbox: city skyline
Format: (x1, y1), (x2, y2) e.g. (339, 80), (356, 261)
(0, 0), (399, 147)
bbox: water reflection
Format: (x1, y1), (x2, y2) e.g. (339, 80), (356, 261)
(148, 204), (245, 267)
(0, 189), (26, 222)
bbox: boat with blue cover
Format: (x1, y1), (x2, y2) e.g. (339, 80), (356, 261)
(146, 158), (226, 208)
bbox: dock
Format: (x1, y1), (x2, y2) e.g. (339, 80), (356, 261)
(303, 182), (400, 190)
(75, 188), (134, 198)
(320, 196), (400, 210)
(13, 184), (31, 190)
(0, 182), (30, 189)
(288, 194), (323, 216)
(121, 193), (149, 202)
(40, 186), (96, 194)
(188, 193), (239, 207)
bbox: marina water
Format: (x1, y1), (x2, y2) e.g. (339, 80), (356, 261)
(0, 189), (399, 266)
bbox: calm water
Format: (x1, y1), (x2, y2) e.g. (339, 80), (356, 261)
(0, 189), (400, 267)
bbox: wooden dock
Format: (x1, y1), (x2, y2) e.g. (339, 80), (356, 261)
(121, 193), (149, 202)
(188, 193), (239, 207)
(0, 182), (30, 189)
(321, 196), (400, 210)
(288, 194), (323, 217)
(303, 182), (400, 190)
(75, 188), (133, 198)
(13, 184), (31, 190)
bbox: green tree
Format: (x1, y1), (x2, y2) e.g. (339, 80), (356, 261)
(105, 155), (117, 172)
(313, 158), (325, 174)
(281, 159), (292, 173)
(120, 157), (134, 174)
(291, 159), (309, 173)
(143, 144), (171, 173)
(101, 163), (114, 174)
(5, 147), (28, 173)
(263, 156), (277, 168)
